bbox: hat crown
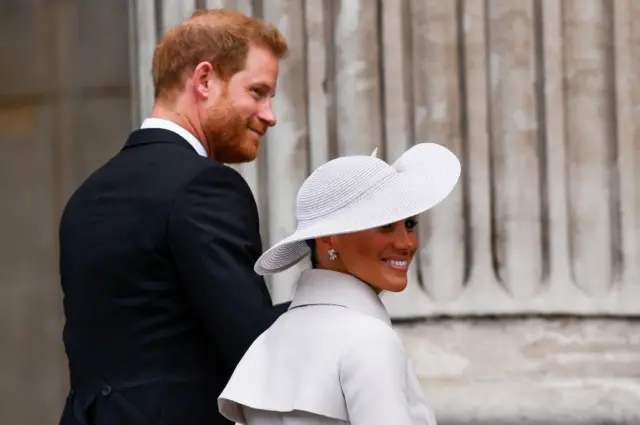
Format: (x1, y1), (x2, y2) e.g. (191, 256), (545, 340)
(295, 156), (394, 222)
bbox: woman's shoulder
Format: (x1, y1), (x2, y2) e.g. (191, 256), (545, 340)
(330, 308), (401, 343)
(340, 316), (406, 358)
(279, 303), (399, 346)
(217, 306), (410, 424)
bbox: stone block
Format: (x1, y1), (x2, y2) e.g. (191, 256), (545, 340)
(72, 96), (132, 186)
(0, 103), (67, 425)
(0, 1), (51, 97)
(395, 318), (640, 425)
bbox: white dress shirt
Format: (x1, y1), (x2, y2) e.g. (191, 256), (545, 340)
(218, 269), (437, 425)
(140, 118), (208, 157)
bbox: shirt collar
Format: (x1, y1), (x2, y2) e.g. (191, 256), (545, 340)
(289, 269), (391, 326)
(140, 118), (208, 157)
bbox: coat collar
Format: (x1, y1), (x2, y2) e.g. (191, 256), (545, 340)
(122, 128), (199, 154)
(289, 269), (391, 326)
(140, 118), (208, 157)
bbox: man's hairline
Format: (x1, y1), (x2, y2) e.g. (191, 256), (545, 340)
(154, 40), (284, 101)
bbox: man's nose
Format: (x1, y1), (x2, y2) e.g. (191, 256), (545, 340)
(258, 102), (277, 127)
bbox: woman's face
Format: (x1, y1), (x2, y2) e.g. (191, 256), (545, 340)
(326, 217), (419, 293)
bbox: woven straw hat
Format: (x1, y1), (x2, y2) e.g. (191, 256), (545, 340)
(254, 143), (461, 275)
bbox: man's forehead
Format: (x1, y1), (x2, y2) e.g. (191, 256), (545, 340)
(231, 69), (275, 86)
(233, 48), (278, 84)
(245, 45), (279, 67)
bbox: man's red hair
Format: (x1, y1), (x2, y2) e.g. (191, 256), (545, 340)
(151, 8), (289, 101)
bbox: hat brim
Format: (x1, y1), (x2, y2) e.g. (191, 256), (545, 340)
(254, 143), (461, 275)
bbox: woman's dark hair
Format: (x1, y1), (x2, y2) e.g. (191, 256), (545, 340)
(305, 239), (319, 268)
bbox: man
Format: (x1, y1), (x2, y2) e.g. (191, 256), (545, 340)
(58, 9), (289, 425)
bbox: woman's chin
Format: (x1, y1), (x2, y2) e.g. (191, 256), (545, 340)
(375, 276), (409, 293)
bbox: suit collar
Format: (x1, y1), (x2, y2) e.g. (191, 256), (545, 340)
(123, 128), (200, 154)
(140, 118), (208, 157)
(289, 269), (391, 325)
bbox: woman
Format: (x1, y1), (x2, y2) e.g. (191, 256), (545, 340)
(218, 143), (461, 425)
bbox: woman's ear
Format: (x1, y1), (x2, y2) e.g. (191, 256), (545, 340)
(316, 236), (333, 252)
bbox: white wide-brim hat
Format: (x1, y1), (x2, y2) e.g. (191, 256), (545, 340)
(254, 143), (461, 275)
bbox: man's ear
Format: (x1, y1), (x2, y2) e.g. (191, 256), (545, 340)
(192, 61), (220, 100)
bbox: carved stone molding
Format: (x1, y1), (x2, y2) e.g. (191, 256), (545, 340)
(128, 1), (640, 317)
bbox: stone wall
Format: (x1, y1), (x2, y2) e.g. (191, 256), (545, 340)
(397, 318), (640, 425)
(132, 1), (640, 316)
(0, 0), (132, 423)
(1, 1), (638, 424)
(130, 1), (640, 423)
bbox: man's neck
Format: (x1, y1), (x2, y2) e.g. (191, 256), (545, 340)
(150, 103), (211, 156)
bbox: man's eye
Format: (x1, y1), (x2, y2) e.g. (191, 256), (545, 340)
(405, 218), (418, 229)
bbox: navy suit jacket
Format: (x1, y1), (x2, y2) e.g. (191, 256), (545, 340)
(58, 129), (289, 425)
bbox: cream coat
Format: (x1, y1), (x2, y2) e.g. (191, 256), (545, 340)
(218, 269), (437, 425)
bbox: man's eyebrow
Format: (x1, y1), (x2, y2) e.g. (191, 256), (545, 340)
(252, 82), (273, 91)
(251, 82), (276, 97)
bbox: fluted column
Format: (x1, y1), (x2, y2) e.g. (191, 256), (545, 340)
(129, 0), (640, 317)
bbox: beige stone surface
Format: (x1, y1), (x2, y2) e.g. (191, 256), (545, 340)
(2, 1), (639, 425)
(395, 318), (640, 424)
(0, 1), (132, 424)
(128, 1), (640, 317)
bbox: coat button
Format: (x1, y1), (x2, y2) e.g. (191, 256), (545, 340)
(101, 385), (111, 396)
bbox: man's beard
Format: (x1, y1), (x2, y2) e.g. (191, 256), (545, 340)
(202, 96), (262, 164)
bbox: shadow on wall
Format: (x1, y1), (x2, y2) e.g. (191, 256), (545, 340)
(0, 1), (133, 424)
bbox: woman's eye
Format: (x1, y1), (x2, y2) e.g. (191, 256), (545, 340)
(405, 218), (418, 229)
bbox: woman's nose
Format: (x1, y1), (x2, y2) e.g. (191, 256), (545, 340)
(393, 227), (415, 250)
